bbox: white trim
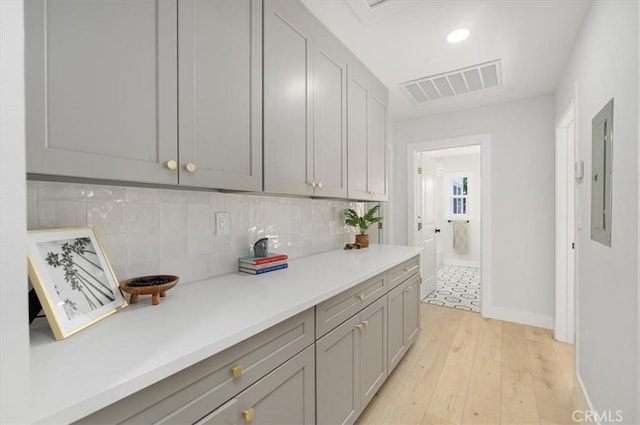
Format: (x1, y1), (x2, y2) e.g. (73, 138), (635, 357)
(555, 100), (576, 343)
(576, 372), (600, 425)
(442, 259), (480, 268)
(407, 133), (492, 318)
(491, 306), (553, 329)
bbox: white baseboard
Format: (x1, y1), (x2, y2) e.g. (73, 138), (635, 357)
(576, 372), (600, 425)
(489, 306), (554, 329)
(442, 259), (481, 268)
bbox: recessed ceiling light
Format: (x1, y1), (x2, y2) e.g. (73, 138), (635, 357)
(446, 28), (470, 44)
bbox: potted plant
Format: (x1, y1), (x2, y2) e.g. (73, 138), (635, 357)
(345, 205), (382, 248)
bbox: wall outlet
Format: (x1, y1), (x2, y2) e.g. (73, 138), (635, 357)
(215, 212), (230, 235)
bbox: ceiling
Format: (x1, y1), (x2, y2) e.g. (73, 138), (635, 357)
(422, 145), (481, 158)
(301, 0), (591, 122)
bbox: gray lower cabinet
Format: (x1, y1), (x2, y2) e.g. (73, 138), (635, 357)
(197, 346), (315, 425)
(75, 309), (314, 425)
(316, 296), (387, 425)
(25, 0), (178, 184)
(387, 272), (421, 374)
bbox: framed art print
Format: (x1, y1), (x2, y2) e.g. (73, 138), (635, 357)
(27, 227), (127, 340)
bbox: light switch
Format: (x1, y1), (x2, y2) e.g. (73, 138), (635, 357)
(215, 212), (230, 235)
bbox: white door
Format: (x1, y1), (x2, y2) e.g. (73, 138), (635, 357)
(416, 154), (437, 299)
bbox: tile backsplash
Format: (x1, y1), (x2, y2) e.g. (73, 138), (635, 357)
(27, 181), (364, 284)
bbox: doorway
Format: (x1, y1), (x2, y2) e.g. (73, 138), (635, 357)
(407, 134), (492, 318)
(418, 147), (481, 312)
(555, 102), (576, 343)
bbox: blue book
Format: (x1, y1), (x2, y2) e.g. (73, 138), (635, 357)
(239, 263), (288, 275)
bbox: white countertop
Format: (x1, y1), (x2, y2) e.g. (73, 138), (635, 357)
(29, 245), (422, 424)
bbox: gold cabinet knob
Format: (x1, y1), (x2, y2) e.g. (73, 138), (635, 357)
(362, 320), (369, 328)
(231, 365), (243, 378)
(317, 181), (323, 189)
(166, 160), (178, 170)
(356, 323), (364, 331)
(243, 407), (255, 422)
(310, 181), (317, 188)
(185, 162), (197, 173)
(357, 293), (364, 301)
(405, 286), (412, 292)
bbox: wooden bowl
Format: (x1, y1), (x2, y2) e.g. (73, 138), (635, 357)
(119, 275), (179, 306)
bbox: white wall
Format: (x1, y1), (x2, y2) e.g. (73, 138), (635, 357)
(0, 1), (30, 423)
(435, 154), (481, 267)
(555, 1), (639, 422)
(393, 95), (555, 328)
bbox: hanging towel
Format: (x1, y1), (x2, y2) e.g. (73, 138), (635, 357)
(452, 220), (468, 255)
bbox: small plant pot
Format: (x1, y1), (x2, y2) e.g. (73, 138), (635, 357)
(355, 234), (369, 248)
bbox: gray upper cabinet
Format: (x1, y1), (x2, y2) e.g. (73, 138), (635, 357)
(347, 62), (389, 201)
(264, 0), (315, 196)
(26, 0), (262, 191)
(25, 0), (178, 184)
(264, 0), (350, 198)
(178, 0), (262, 191)
(312, 32), (348, 198)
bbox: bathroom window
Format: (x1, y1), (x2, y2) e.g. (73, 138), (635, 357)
(445, 173), (472, 220)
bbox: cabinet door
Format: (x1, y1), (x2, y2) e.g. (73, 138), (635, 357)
(403, 274), (421, 348)
(195, 399), (239, 425)
(25, 0), (178, 184)
(312, 33), (348, 198)
(346, 64), (370, 200)
(316, 316), (360, 425)
(368, 82), (389, 201)
(237, 346), (315, 425)
(357, 296), (387, 410)
(264, 0), (315, 196)
(387, 284), (406, 374)
(178, 0), (262, 191)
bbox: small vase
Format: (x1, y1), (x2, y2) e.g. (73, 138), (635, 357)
(355, 234), (369, 247)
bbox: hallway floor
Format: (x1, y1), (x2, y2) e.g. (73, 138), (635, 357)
(356, 304), (587, 425)
(424, 265), (481, 312)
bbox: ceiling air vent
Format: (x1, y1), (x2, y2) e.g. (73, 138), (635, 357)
(401, 59), (502, 104)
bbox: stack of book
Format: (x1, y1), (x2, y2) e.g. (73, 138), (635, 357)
(238, 253), (288, 275)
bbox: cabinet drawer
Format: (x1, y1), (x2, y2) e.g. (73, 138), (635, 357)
(388, 256), (420, 290)
(316, 272), (387, 338)
(75, 308), (314, 425)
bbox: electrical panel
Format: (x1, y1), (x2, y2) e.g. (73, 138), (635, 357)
(590, 98), (614, 247)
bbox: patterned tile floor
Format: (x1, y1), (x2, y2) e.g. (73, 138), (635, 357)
(423, 265), (481, 312)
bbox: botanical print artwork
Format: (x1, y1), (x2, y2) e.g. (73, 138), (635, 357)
(38, 237), (115, 320)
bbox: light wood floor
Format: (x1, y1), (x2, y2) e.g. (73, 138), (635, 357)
(356, 304), (588, 425)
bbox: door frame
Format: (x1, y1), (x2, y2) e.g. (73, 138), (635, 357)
(555, 101), (576, 343)
(407, 134), (492, 318)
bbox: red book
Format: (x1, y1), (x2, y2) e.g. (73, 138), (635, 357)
(239, 254), (288, 266)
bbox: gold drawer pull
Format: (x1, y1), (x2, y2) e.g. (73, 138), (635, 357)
(166, 160), (178, 170)
(362, 320), (369, 328)
(405, 286), (413, 292)
(356, 323), (364, 331)
(231, 365), (243, 378)
(357, 293), (364, 301)
(185, 162), (197, 173)
(243, 407), (255, 422)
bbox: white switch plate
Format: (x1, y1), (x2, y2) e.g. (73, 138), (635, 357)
(215, 212), (230, 235)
